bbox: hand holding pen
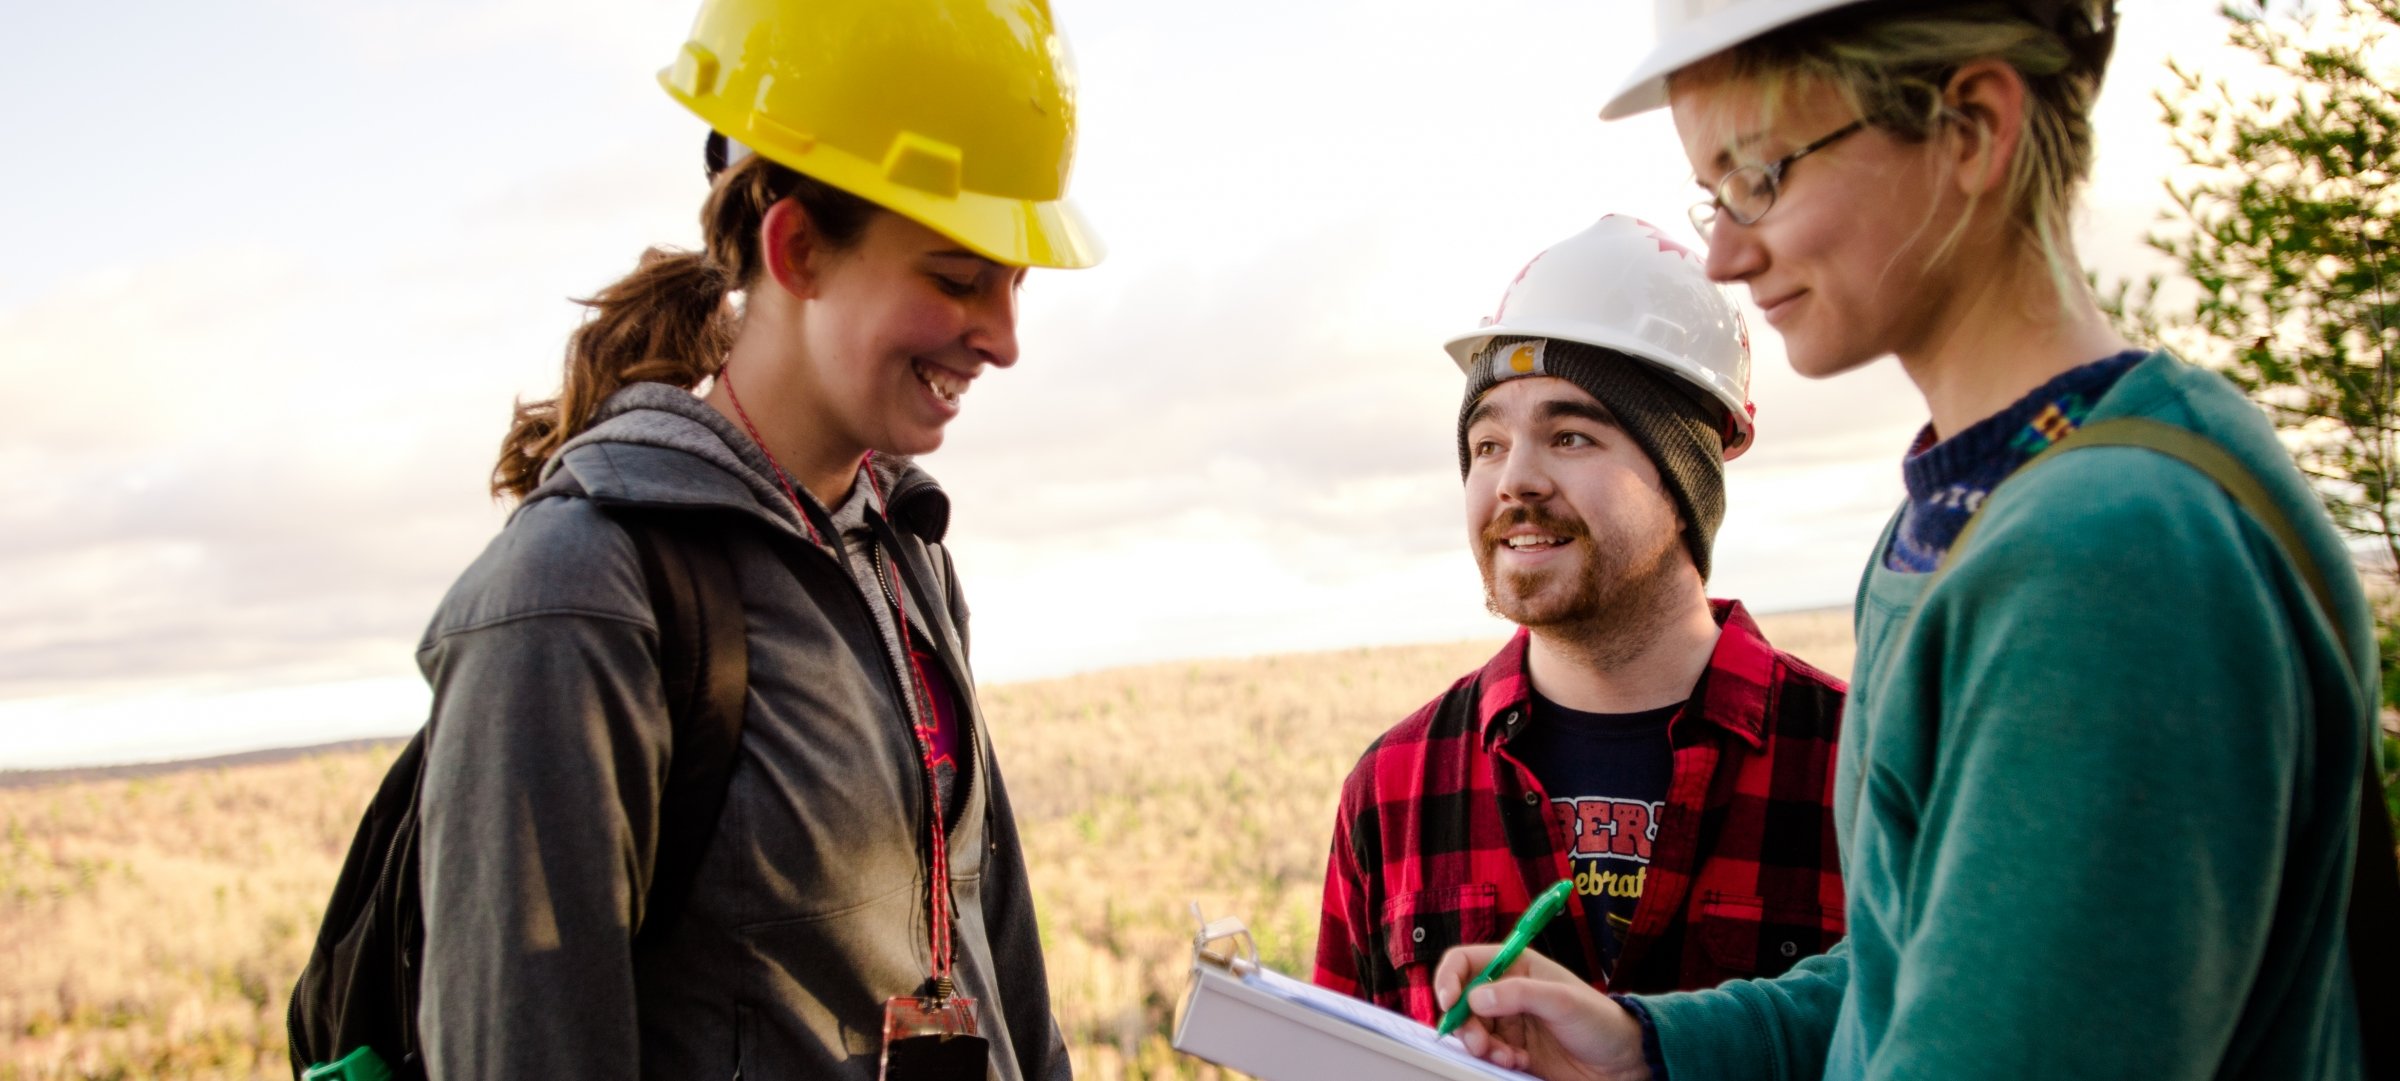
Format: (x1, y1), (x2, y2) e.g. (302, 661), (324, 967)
(1435, 879), (1574, 1037)
(1431, 883), (1653, 1080)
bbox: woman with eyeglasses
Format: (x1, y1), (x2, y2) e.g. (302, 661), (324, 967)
(1429, 2), (2385, 1078)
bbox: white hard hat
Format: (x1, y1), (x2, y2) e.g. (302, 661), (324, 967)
(1445, 214), (1756, 459)
(1598, 0), (1866, 120)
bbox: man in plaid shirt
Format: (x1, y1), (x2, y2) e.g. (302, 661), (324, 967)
(1314, 216), (1847, 1023)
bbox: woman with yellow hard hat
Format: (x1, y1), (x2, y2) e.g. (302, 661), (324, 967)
(404, 0), (1095, 1077)
(1428, 1), (2389, 1079)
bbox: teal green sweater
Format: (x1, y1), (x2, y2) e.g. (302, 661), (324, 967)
(1637, 354), (2377, 1079)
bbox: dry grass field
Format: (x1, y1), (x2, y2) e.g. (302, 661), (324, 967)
(0, 610), (1853, 1080)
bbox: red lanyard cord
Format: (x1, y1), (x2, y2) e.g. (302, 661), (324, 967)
(719, 368), (826, 549)
(719, 366), (957, 983)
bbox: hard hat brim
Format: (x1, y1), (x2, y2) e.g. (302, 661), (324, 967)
(1445, 319), (1755, 460)
(1597, 0), (1871, 120)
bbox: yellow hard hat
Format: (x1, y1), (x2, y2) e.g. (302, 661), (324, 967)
(660, 0), (1102, 269)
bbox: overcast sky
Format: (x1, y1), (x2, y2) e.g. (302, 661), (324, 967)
(0, 0), (2266, 767)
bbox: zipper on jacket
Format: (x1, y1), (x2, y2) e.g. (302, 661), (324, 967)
(857, 537), (952, 986)
(869, 541), (899, 612)
(869, 536), (984, 855)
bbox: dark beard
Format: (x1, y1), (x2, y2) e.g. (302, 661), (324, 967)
(1476, 504), (1684, 663)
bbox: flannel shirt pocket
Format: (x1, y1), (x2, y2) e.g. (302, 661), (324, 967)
(1697, 892), (1844, 978)
(1381, 884), (1499, 970)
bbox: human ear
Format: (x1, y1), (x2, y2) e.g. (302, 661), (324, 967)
(1941, 58), (2028, 198)
(757, 197), (824, 300)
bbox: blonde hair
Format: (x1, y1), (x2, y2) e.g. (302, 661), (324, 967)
(489, 155), (879, 501)
(1694, 0), (2115, 293)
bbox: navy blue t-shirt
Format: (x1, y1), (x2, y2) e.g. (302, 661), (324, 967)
(1511, 692), (1677, 974)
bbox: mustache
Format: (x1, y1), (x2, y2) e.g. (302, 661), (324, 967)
(1479, 505), (1589, 549)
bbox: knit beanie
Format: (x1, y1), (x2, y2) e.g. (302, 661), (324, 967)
(1458, 336), (1727, 579)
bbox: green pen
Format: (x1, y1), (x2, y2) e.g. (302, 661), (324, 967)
(1434, 878), (1575, 1038)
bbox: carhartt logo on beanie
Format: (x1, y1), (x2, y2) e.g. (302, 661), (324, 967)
(1458, 336), (1728, 579)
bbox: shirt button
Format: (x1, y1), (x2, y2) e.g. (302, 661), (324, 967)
(1780, 940), (1799, 958)
(1522, 792), (1540, 806)
(1412, 926), (1427, 944)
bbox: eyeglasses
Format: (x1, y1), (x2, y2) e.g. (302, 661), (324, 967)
(1688, 120), (1866, 237)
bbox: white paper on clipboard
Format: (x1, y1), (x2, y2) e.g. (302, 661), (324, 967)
(1169, 910), (1537, 1081)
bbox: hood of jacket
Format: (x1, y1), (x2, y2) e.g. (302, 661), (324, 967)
(533, 381), (951, 545)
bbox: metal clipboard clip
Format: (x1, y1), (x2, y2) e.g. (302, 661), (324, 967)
(1189, 902), (1259, 976)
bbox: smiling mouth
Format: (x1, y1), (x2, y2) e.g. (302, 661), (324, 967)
(912, 359), (968, 404)
(1483, 507), (1586, 555)
(1503, 533), (1570, 552)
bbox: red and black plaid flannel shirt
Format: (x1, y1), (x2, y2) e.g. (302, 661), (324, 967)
(1313, 600), (1847, 1022)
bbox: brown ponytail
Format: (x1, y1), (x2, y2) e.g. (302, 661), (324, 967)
(490, 152), (881, 501)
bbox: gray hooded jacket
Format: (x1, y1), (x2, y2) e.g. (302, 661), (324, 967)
(415, 384), (1068, 1080)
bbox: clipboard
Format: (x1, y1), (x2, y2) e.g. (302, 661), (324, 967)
(1170, 908), (1537, 1081)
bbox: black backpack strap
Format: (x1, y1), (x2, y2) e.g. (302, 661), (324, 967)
(1966, 417), (2396, 1075)
(621, 515), (749, 946)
